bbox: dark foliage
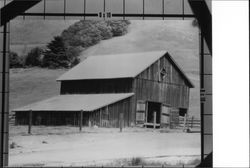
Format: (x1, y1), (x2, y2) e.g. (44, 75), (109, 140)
(107, 20), (130, 36)
(192, 19), (199, 27)
(24, 21), (130, 69)
(25, 47), (44, 67)
(42, 36), (81, 69)
(61, 20), (130, 48)
(9, 51), (24, 68)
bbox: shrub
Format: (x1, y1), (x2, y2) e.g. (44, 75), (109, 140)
(61, 20), (130, 47)
(25, 47), (44, 67)
(192, 19), (198, 27)
(9, 51), (24, 68)
(61, 21), (102, 48)
(130, 157), (144, 166)
(42, 36), (81, 69)
(10, 142), (20, 149)
(107, 20), (131, 36)
(95, 21), (113, 40)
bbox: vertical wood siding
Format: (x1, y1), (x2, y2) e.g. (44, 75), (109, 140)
(134, 55), (190, 109)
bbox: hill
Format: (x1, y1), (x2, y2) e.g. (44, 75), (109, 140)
(9, 20), (200, 118)
(10, 20), (78, 56)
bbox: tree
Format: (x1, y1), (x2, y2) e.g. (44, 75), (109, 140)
(9, 51), (24, 68)
(25, 47), (44, 67)
(43, 36), (80, 69)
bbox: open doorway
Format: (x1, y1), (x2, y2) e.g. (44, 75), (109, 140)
(147, 101), (161, 125)
(179, 108), (188, 117)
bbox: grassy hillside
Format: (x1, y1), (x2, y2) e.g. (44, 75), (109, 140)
(10, 20), (200, 118)
(10, 20), (78, 56)
(10, 68), (67, 110)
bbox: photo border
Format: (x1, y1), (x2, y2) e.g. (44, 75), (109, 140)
(0, 0), (212, 167)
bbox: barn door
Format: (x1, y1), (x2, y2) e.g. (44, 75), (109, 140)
(170, 108), (180, 129)
(161, 104), (170, 128)
(136, 100), (146, 125)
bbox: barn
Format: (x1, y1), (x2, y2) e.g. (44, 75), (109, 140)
(13, 51), (194, 128)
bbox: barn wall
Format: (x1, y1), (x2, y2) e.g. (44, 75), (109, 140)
(15, 111), (80, 125)
(134, 55), (190, 109)
(60, 78), (133, 94)
(90, 97), (131, 128)
(15, 97), (132, 127)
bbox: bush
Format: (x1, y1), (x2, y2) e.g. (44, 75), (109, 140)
(107, 20), (131, 36)
(192, 19), (198, 27)
(61, 21), (102, 48)
(95, 21), (113, 40)
(9, 51), (24, 68)
(42, 36), (81, 69)
(61, 20), (130, 48)
(25, 47), (44, 67)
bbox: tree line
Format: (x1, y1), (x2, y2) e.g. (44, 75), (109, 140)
(10, 20), (130, 69)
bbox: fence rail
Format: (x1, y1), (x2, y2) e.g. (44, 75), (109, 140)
(179, 117), (201, 128)
(170, 116), (201, 131)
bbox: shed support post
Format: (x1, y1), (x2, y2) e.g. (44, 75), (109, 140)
(191, 116), (194, 128)
(28, 110), (32, 134)
(79, 110), (83, 131)
(183, 113), (187, 132)
(119, 113), (124, 132)
(153, 111), (156, 129)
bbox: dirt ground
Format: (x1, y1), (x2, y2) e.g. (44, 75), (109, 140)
(9, 126), (200, 167)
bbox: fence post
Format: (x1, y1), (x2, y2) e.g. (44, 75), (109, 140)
(183, 114), (187, 132)
(79, 110), (83, 131)
(28, 110), (32, 134)
(191, 116), (194, 128)
(153, 111), (156, 129)
(119, 113), (123, 132)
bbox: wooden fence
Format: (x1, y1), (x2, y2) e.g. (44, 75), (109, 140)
(171, 116), (201, 131)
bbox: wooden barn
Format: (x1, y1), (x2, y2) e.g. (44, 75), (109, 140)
(13, 51), (194, 128)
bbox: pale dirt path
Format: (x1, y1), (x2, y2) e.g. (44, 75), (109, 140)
(9, 126), (200, 166)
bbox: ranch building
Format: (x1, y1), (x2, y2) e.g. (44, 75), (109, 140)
(13, 51), (194, 128)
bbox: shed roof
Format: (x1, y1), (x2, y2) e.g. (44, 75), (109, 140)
(57, 51), (194, 88)
(13, 93), (134, 112)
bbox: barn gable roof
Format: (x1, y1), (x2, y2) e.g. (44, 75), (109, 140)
(57, 51), (194, 88)
(13, 93), (134, 112)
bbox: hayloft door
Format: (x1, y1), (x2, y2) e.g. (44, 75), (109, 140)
(161, 104), (170, 128)
(136, 100), (146, 125)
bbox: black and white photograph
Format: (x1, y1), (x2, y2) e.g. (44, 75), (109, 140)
(3, 0), (248, 167)
(8, 18), (201, 166)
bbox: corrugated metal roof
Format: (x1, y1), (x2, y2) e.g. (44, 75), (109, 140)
(57, 51), (167, 81)
(13, 93), (134, 112)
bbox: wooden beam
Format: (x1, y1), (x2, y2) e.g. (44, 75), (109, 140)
(153, 111), (156, 129)
(119, 113), (124, 132)
(0, 0), (42, 26)
(79, 110), (83, 131)
(28, 110), (32, 134)
(188, 0), (212, 54)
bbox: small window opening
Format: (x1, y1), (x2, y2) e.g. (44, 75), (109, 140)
(159, 68), (167, 81)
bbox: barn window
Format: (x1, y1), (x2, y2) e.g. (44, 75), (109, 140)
(159, 67), (167, 82)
